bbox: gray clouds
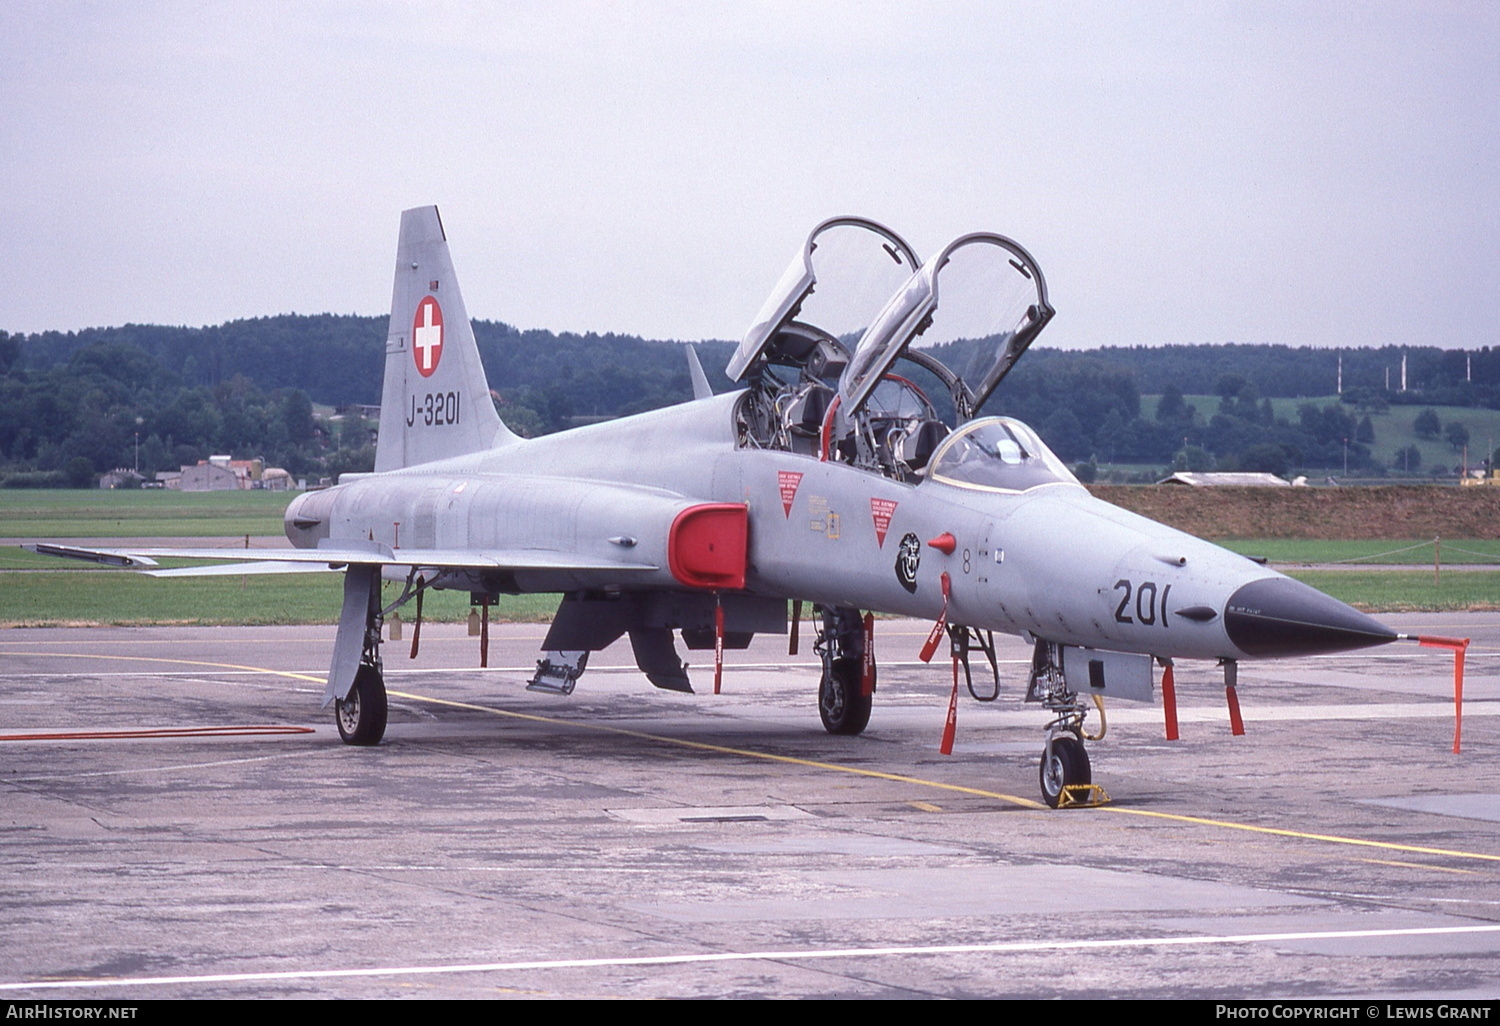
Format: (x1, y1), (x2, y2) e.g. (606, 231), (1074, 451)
(1, 2), (1494, 350)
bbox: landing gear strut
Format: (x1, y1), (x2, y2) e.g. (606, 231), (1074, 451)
(1026, 639), (1100, 807)
(814, 606), (872, 735)
(328, 565), (392, 747)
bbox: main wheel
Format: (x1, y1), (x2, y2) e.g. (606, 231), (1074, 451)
(1039, 735), (1090, 808)
(335, 664), (388, 746)
(819, 657), (872, 736)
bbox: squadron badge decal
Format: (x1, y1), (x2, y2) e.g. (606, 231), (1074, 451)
(894, 532), (921, 593)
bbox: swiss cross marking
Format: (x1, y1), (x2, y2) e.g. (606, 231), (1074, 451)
(777, 471), (803, 518)
(413, 296), (444, 378)
(869, 498), (898, 547)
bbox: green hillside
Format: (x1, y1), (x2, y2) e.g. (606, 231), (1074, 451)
(1139, 394), (1500, 476)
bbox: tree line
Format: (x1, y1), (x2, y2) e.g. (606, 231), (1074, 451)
(3, 317), (1496, 486)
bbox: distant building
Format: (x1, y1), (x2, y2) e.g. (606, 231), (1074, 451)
(1156, 472), (1292, 487)
(168, 455), (294, 491)
(98, 468), (145, 490)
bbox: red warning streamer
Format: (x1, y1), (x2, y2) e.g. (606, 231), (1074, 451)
(1161, 662), (1179, 741)
(940, 649), (960, 755)
(479, 596), (490, 668)
(0, 726), (315, 742)
(409, 586), (424, 659)
(861, 613), (875, 697)
(919, 572), (952, 663)
(1225, 685), (1245, 736)
(1419, 635), (1471, 754)
(713, 595), (725, 695)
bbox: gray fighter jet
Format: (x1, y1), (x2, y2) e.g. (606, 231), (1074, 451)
(32, 207), (1399, 806)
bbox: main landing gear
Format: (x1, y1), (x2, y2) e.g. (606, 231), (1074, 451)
(1026, 640), (1103, 808)
(336, 663), (388, 746)
(814, 606), (872, 735)
(327, 564), (420, 748)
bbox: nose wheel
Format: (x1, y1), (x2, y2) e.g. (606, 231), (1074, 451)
(1039, 734), (1090, 808)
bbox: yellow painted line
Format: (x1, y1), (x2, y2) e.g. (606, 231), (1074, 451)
(1356, 858), (1480, 876)
(390, 689), (1500, 864)
(907, 801), (944, 813)
(388, 689), (1051, 809)
(1101, 807), (1500, 864)
(10, 649), (1500, 866)
(0, 650), (325, 684)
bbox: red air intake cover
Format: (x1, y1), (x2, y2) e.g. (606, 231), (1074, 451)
(668, 504), (748, 591)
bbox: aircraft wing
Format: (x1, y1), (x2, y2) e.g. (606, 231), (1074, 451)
(24, 542), (659, 576)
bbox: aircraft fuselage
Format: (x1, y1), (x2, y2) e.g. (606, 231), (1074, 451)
(286, 391), (1391, 666)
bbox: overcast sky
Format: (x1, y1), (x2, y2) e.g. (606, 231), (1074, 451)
(1, 2), (1495, 352)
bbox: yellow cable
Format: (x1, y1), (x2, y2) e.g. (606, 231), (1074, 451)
(1082, 694), (1106, 740)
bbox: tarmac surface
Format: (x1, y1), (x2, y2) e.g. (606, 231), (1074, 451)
(2, 614), (1499, 999)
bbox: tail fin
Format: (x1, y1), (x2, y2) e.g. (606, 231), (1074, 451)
(375, 206), (518, 472)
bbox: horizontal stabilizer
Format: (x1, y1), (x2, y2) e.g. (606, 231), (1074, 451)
(23, 543), (159, 568)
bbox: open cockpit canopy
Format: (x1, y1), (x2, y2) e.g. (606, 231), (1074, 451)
(838, 233), (1053, 421)
(727, 217), (921, 385)
(732, 218), (1056, 483)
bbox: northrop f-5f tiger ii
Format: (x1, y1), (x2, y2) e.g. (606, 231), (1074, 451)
(31, 207), (1401, 807)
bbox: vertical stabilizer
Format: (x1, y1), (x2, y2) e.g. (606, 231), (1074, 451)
(375, 206), (518, 472)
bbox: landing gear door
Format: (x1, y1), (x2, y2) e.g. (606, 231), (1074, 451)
(1059, 646), (1154, 704)
(727, 217), (920, 384)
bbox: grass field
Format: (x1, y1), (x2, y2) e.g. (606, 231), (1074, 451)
(0, 569), (558, 627)
(1216, 538), (1500, 565)
(0, 489), (291, 538)
(1285, 570), (1500, 613)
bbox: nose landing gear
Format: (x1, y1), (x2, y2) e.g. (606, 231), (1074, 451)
(1027, 640), (1109, 808)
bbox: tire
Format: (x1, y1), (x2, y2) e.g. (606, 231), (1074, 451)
(819, 657), (872, 736)
(1039, 735), (1090, 808)
(335, 664), (388, 746)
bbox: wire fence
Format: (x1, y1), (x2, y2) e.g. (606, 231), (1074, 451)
(1326, 538), (1500, 566)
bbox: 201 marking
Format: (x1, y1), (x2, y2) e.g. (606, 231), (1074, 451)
(1113, 579), (1171, 628)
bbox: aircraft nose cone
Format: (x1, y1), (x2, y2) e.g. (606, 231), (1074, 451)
(1224, 576), (1397, 657)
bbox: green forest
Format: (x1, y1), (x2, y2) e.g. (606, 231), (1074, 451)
(3, 315), (1498, 487)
